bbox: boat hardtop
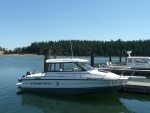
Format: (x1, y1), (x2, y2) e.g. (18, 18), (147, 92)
(126, 51), (150, 61)
(46, 58), (89, 63)
(128, 56), (150, 59)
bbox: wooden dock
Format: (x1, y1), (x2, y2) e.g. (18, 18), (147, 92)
(97, 67), (150, 94)
(121, 81), (150, 94)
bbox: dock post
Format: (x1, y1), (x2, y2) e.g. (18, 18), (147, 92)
(54, 54), (56, 59)
(119, 53), (122, 63)
(91, 52), (94, 67)
(109, 49), (112, 62)
(109, 54), (112, 62)
(44, 49), (51, 72)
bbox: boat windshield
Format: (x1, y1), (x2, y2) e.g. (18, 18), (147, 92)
(75, 62), (94, 71)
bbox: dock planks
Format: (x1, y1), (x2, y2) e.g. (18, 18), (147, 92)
(121, 81), (150, 94)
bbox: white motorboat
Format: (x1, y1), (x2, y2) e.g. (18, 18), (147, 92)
(16, 58), (128, 94)
(104, 51), (150, 70)
(125, 51), (150, 69)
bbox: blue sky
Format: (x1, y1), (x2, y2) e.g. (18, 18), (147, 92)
(1, 0), (150, 50)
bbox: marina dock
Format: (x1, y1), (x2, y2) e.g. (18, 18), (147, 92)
(121, 81), (150, 94)
(96, 67), (150, 94)
(98, 68), (150, 94)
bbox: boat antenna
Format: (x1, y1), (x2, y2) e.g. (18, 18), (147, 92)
(70, 40), (73, 58)
(127, 51), (132, 57)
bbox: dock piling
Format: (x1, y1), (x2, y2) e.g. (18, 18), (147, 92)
(91, 52), (94, 67)
(109, 55), (112, 62)
(119, 53), (122, 63)
(44, 49), (51, 72)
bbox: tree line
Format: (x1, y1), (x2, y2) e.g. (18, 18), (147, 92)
(2, 39), (150, 56)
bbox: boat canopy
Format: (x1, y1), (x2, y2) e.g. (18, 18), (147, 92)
(46, 58), (89, 63)
(127, 57), (150, 59)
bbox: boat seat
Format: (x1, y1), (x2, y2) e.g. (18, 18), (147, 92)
(109, 62), (113, 66)
(74, 68), (78, 71)
(106, 62), (109, 67)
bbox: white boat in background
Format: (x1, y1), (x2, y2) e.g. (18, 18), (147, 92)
(16, 58), (128, 94)
(125, 51), (150, 69)
(105, 51), (150, 70)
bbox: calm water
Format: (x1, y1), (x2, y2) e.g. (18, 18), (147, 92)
(0, 56), (150, 113)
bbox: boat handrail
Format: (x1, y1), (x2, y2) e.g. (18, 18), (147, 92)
(120, 69), (126, 76)
(120, 68), (136, 77)
(103, 69), (111, 79)
(130, 69), (136, 77)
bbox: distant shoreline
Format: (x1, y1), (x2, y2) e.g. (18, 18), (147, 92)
(1, 54), (41, 56)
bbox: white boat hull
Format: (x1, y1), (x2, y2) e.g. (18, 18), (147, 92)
(18, 79), (128, 94)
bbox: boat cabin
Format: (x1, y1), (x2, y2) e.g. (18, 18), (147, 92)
(126, 57), (150, 69)
(46, 58), (94, 72)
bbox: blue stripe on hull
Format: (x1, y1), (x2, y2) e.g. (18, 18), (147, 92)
(22, 86), (123, 94)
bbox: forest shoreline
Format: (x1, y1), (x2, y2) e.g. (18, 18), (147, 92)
(1, 54), (40, 56)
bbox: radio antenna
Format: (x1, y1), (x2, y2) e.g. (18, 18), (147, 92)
(70, 40), (73, 58)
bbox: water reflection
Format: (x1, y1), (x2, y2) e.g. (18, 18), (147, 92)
(20, 92), (130, 113)
(119, 93), (150, 113)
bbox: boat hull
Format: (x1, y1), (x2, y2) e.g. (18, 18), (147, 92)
(22, 86), (123, 94)
(19, 79), (128, 94)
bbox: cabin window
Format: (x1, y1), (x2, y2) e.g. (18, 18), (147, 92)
(48, 62), (86, 72)
(128, 59), (132, 63)
(63, 62), (74, 71)
(134, 59), (148, 63)
(49, 63), (61, 71)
